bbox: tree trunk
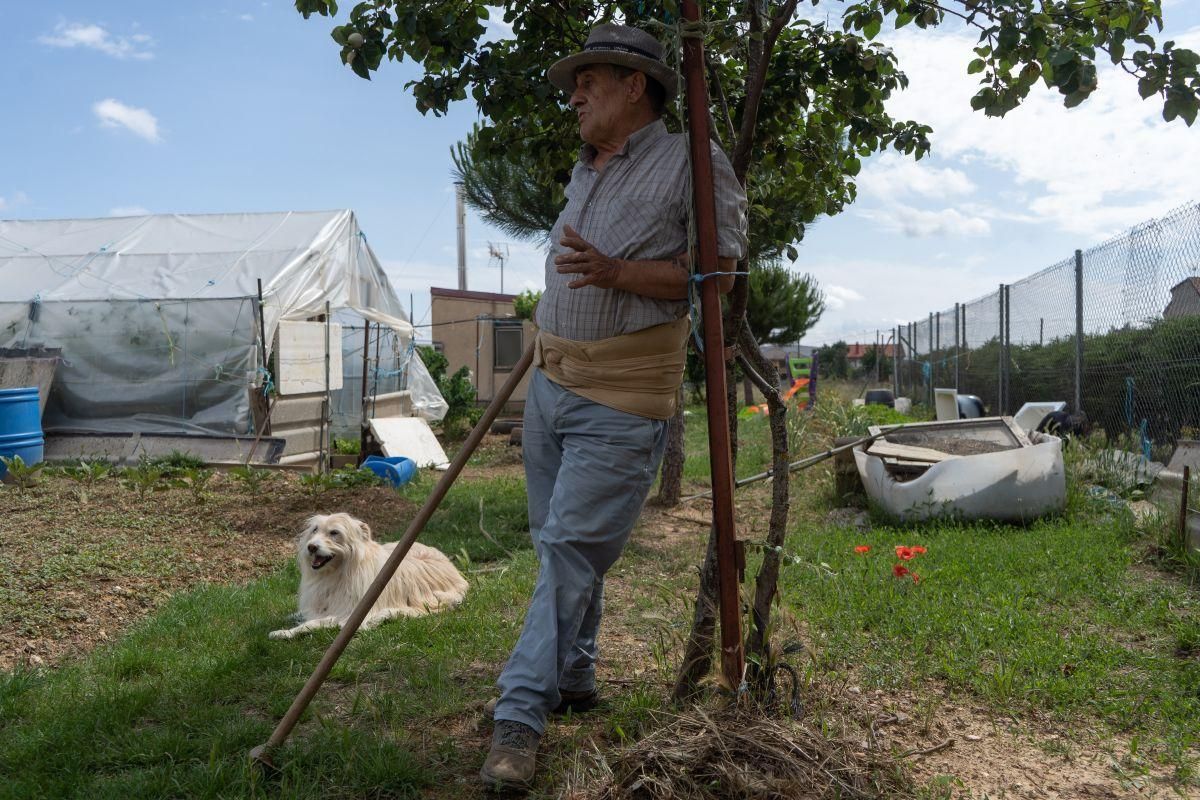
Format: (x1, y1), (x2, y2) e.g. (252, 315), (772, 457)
(654, 393), (686, 507)
(742, 374), (755, 407)
(737, 323), (791, 680)
(672, 526), (720, 701)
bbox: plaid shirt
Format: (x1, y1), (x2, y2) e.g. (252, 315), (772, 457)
(536, 119), (748, 341)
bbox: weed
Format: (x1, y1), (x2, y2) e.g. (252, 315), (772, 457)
(144, 451), (206, 478)
(0, 455), (45, 490)
(171, 467), (214, 502)
(227, 466), (273, 494)
(60, 460), (113, 504)
(333, 437), (360, 455)
(121, 463), (163, 499)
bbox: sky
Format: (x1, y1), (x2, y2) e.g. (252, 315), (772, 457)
(2, 2), (1198, 346)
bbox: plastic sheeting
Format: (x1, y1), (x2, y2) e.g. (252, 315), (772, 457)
(0, 210), (447, 434)
(854, 432), (1067, 522)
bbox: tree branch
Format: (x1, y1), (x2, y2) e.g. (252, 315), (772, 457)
(731, 0), (799, 182)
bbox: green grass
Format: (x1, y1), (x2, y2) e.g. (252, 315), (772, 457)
(0, 476), (538, 799)
(5, 398), (1200, 794)
(777, 500), (1200, 773)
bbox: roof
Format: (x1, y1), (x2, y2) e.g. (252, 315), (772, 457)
(1170, 276), (1200, 297)
(0, 209), (413, 340)
(846, 343), (897, 359)
(431, 287), (519, 303)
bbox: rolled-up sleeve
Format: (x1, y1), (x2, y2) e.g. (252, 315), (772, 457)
(711, 143), (748, 261)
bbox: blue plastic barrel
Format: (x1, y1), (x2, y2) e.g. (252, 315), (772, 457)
(360, 455), (417, 489)
(0, 387), (44, 480)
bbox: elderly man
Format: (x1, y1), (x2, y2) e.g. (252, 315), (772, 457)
(481, 23), (748, 790)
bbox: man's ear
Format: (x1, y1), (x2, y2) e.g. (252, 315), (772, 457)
(627, 70), (647, 104)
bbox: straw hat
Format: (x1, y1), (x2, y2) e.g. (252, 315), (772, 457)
(547, 23), (678, 100)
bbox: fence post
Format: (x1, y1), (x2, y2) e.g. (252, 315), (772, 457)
(1074, 249), (1084, 415)
(1004, 284), (1011, 414)
(997, 285), (1004, 415)
(927, 312), (934, 408)
(893, 326), (900, 398)
(954, 302), (961, 391)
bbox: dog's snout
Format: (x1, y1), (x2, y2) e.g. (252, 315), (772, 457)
(307, 543), (318, 554)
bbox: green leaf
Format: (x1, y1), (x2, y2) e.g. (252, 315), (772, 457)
(863, 16), (882, 41)
(967, 58), (986, 75)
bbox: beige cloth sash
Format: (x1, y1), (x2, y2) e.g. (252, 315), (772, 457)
(533, 316), (689, 420)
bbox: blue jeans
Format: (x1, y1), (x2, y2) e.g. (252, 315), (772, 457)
(493, 369), (668, 734)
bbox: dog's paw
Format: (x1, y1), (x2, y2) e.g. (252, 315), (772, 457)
(268, 629), (294, 640)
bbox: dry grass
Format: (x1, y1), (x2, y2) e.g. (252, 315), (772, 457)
(591, 702), (914, 800)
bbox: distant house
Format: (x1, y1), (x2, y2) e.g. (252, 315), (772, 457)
(429, 287), (534, 411)
(846, 342), (898, 370)
(1163, 277), (1200, 319)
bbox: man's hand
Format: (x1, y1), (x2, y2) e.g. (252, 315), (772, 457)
(554, 224), (624, 290)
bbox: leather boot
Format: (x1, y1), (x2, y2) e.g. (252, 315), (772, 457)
(480, 719), (540, 790)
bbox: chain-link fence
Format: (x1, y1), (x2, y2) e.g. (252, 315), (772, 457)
(888, 201), (1200, 457)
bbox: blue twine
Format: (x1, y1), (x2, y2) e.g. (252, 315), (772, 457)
(687, 270), (749, 353)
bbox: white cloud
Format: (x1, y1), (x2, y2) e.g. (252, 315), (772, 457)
(109, 206), (151, 217)
(856, 153), (975, 201)
(93, 99), (162, 143)
(858, 204), (991, 238)
(0, 191), (31, 211)
(483, 6), (515, 39)
(239, 14), (254, 22)
(824, 284), (864, 310)
(878, 24), (1200, 241)
(39, 22), (154, 60)
(803, 256), (997, 345)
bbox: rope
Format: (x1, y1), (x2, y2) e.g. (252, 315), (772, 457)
(256, 366), (275, 396)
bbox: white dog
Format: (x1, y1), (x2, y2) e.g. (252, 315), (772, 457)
(269, 512), (468, 639)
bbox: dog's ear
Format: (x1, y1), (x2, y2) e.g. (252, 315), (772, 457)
(358, 520), (373, 540)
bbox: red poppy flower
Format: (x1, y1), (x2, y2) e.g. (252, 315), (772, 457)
(895, 546), (915, 561)
(911, 573), (921, 583)
(911, 546), (927, 555)
(892, 564), (910, 578)
(854, 545), (871, 554)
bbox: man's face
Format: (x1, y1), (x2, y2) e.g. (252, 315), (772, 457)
(569, 66), (630, 145)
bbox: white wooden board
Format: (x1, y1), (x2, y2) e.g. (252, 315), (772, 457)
(276, 320), (343, 395)
(866, 441), (956, 463)
(369, 416), (450, 469)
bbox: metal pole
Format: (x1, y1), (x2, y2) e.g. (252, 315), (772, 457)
(1181, 465), (1192, 553)
(322, 301), (331, 475)
(893, 326), (900, 398)
(1039, 317), (1044, 347)
(875, 329), (880, 384)
(456, 184), (467, 291)
(681, 0), (744, 691)
(954, 302), (960, 391)
(256, 279), (269, 378)
(1004, 285), (1011, 414)
(1074, 249), (1084, 414)
(998, 286), (1008, 412)
(359, 321), (371, 461)
(927, 312), (934, 408)
(251, 343), (537, 771)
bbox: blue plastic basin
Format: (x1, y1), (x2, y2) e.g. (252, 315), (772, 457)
(360, 455), (416, 488)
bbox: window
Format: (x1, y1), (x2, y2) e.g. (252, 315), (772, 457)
(493, 320), (523, 370)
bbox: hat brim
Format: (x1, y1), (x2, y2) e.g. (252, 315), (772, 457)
(548, 51), (678, 101)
